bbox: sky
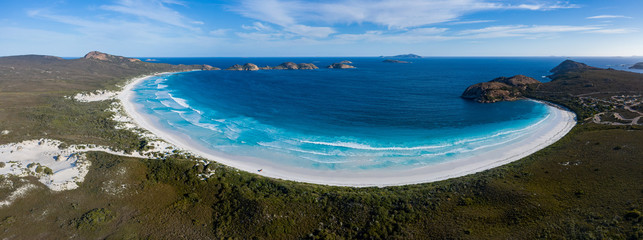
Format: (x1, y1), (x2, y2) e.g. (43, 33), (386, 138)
(0, 0), (642, 57)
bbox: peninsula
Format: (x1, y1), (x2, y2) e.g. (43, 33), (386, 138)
(463, 60), (643, 124)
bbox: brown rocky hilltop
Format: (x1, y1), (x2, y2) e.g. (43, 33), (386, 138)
(81, 51), (219, 71)
(461, 75), (541, 103)
(83, 51), (142, 63)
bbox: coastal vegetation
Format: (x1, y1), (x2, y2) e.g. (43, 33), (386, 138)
(0, 53), (641, 239)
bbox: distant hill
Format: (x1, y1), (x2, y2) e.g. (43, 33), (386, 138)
(547, 59), (600, 79)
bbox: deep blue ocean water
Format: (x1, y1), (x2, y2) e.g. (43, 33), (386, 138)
(130, 57), (642, 171)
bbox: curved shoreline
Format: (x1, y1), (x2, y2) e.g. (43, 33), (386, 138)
(119, 72), (577, 187)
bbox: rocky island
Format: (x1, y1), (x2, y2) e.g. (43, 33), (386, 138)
(327, 63), (356, 69)
(226, 63), (260, 71)
(226, 62), (319, 71)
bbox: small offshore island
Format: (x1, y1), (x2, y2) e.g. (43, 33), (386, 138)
(0, 52), (641, 239)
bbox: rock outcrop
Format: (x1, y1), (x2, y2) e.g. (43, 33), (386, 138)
(630, 62), (643, 69)
(297, 63), (319, 70)
(200, 64), (220, 71)
(83, 51), (141, 63)
(327, 63), (356, 69)
(461, 75), (541, 103)
(243, 63), (259, 71)
(382, 59), (409, 63)
(491, 75), (541, 90)
(339, 60), (352, 64)
(226, 64), (244, 71)
(548, 60), (600, 79)
(273, 62), (299, 70)
(227, 62), (318, 71)
(226, 63), (259, 71)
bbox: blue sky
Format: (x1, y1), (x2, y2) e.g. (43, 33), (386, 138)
(1, 0), (641, 57)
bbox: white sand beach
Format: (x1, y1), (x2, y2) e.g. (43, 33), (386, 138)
(119, 72), (577, 187)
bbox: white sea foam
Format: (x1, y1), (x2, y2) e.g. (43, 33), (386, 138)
(168, 93), (190, 109)
(298, 140), (449, 151)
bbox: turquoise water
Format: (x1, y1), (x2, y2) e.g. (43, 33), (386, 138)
(129, 57), (581, 171)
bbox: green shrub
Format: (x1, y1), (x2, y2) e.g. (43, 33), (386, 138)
(76, 208), (113, 230)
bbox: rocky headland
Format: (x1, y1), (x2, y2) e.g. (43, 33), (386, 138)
(82, 51), (219, 71)
(547, 59), (599, 79)
(84, 51), (142, 63)
(461, 75), (541, 103)
(462, 59), (643, 124)
(630, 62), (643, 69)
(462, 60), (607, 103)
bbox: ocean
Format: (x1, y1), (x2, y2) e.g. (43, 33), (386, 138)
(128, 57), (640, 173)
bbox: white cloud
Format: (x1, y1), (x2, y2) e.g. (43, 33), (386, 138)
(241, 22), (273, 31)
(334, 27), (449, 43)
(209, 29), (230, 36)
(285, 25), (335, 38)
(24, 3), (221, 56)
(588, 28), (636, 34)
(509, 2), (580, 11)
(457, 24), (634, 39)
(101, 0), (202, 31)
(236, 32), (294, 41)
(233, 0), (580, 30)
(587, 15), (631, 19)
(236, 0), (297, 26)
(448, 20), (496, 25)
